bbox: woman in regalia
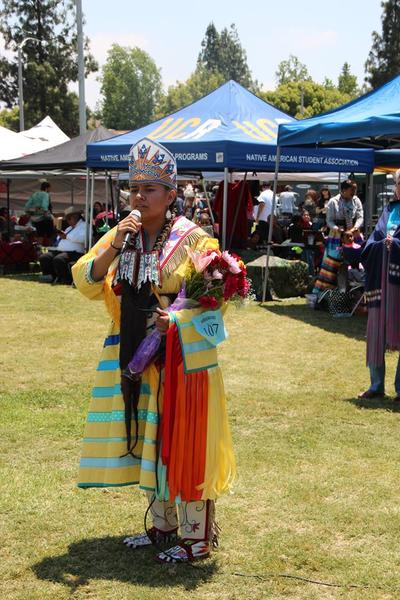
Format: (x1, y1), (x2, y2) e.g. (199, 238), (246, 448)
(72, 138), (235, 563)
(359, 169), (400, 401)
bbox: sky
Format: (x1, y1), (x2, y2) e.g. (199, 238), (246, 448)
(0, 0), (384, 110)
(76, 0), (383, 109)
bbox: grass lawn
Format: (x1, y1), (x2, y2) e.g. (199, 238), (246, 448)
(2, 275), (400, 599)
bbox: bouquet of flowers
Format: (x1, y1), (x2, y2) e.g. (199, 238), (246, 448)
(184, 246), (251, 308)
(124, 247), (251, 378)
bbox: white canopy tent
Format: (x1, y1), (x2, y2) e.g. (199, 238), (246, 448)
(0, 117), (69, 161)
(19, 116), (69, 150)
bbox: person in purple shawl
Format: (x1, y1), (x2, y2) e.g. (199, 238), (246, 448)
(359, 169), (400, 400)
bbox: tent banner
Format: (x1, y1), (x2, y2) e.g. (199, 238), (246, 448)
(87, 141), (228, 170)
(87, 140), (374, 173)
(227, 143), (375, 173)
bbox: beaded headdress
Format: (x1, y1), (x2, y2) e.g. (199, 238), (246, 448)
(129, 137), (177, 190)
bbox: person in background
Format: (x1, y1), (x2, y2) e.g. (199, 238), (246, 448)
(303, 189), (318, 221)
(183, 183), (195, 219)
(255, 181), (274, 243)
(38, 206), (86, 284)
(300, 209), (312, 230)
(175, 187), (185, 216)
(279, 185), (296, 217)
(0, 207), (16, 237)
(266, 214), (285, 244)
(317, 188), (331, 217)
(359, 168), (400, 401)
(287, 214), (305, 243)
(313, 180), (363, 296)
(326, 180), (363, 233)
(93, 201), (103, 220)
(24, 181), (54, 239)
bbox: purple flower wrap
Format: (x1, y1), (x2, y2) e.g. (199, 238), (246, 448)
(125, 287), (198, 377)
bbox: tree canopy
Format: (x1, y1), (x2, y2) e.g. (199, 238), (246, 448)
(365, 0), (400, 89)
(197, 22), (256, 90)
(99, 44), (162, 130)
(275, 55), (310, 86)
(0, 0), (97, 135)
(156, 22), (257, 119)
(261, 80), (354, 120)
(338, 62), (359, 96)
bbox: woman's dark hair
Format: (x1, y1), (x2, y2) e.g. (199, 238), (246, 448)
(340, 179), (355, 192)
(320, 187), (331, 199)
(40, 182), (50, 192)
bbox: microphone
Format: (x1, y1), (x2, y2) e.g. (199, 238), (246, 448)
(122, 209), (141, 252)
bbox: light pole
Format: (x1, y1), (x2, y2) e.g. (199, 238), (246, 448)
(76, 0), (86, 135)
(17, 36), (45, 132)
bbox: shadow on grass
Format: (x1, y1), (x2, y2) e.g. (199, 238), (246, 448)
(0, 272), (41, 283)
(344, 395), (400, 412)
(260, 301), (366, 341)
(32, 536), (217, 591)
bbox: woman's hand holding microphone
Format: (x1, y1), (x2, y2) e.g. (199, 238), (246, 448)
(112, 210), (142, 250)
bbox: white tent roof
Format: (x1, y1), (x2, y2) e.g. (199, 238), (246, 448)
(0, 117), (70, 161)
(0, 126), (40, 160)
(19, 116), (69, 150)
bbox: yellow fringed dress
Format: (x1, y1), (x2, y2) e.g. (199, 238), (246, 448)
(72, 217), (236, 500)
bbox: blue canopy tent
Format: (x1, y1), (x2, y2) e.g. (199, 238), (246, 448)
(86, 80), (374, 249)
(277, 74), (400, 149)
(88, 80), (373, 172)
(255, 75), (400, 301)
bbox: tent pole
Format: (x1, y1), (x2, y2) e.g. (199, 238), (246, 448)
(105, 170), (109, 225)
(6, 179), (11, 237)
(261, 146), (281, 303)
(109, 173), (114, 216)
(89, 170), (95, 248)
(222, 167), (228, 251)
(200, 177), (215, 225)
(228, 171), (248, 249)
(84, 168), (90, 251)
(366, 172), (374, 234)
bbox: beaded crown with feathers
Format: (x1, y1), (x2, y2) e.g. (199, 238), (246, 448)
(129, 137), (177, 190)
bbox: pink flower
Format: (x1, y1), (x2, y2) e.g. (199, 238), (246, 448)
(221, 251), (241, 274)
(212, 269), (224, 280)
(186, 246), (218, 272)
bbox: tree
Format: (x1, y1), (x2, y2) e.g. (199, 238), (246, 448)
(155, 68), (225, 119)
(99, 44), (162, 130)
(197, 22), (256, 90)
(0, 0), (97, 136)
(338, 62), (359, 96)
(365, 0), (400, 89)
(275, 55), (310, 86)
(0, 107), (19, 130)
(261, 80), (353, 119)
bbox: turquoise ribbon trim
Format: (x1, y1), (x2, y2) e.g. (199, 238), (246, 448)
(78, 481), (139, 488)
(183, 339), (214, 354)
(91, 382), (151, 398)
(83, 435), (156, 445)
(97, 360), (120, 371)
(80, 457), (155, 470)
(92, 384), (121, 398)
(87, 409), (159, 424)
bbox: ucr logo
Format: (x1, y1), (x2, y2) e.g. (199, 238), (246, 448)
(148, 118), (221, 140)
(232, 118), (281, 141)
